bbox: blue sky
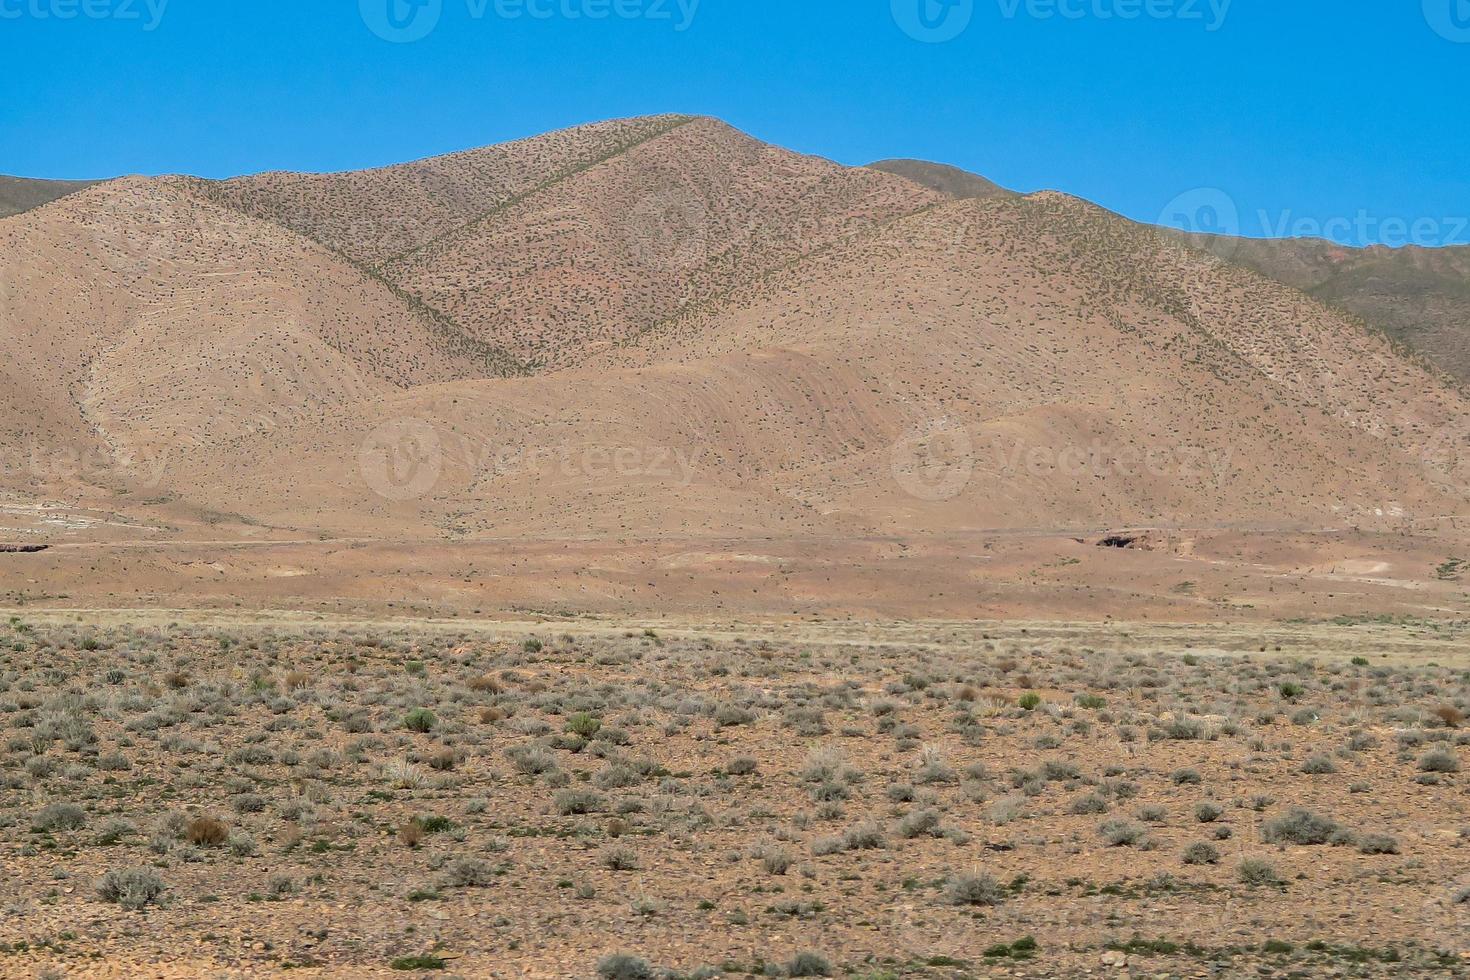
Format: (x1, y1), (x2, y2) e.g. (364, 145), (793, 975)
(1, 0), (1467, 245)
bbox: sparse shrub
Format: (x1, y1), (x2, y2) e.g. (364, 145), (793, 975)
(898, 808), (941, 839)
(1419, 749), (1460, 773)
(714, 703), (755, 727)
(1182, 841), (1220, 865)
(1262, 808), (1341, 845)
(507, 745), (558, 775)
(1238, 858), (1280, 886)
(445, 857), (495, 887)
(758, 845), (792, 875)
(95, 818), (135, 845)
(1099, 819), (1147, 847)
(944, 871), (1006, 906)
(1069, 793), (1109, 815)
(1357, 833), (1400, 855)
(1433, 706), (1464, 728)
(97, 867), (166, 909)
(231, 793), (267, 814)
(554, 789), (605, 815)
(601, 846), (639, 871)
(787, 952), (832, 977)
(33, 802), (86, 832)
(403, 708), (437, 733)
(185, 817), (228, 847)
(596, 954), (653, 980)
(1194, 802), (1224, 823)
(1300, 755), (1337, 775)
(841, 820), (886, 850)
(1163, 718), (1206, 740)
(566, 712), (602, 737)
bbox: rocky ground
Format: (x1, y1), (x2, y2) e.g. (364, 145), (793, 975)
(0, 615), (1466, 978)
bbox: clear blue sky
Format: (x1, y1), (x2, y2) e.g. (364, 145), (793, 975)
(2, 0), (1467, 245)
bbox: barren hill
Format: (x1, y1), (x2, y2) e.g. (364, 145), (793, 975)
(1179, 234), (1470, 385)
(1, 117), (1467, 618)
(0, 176), (517, 510)
(878, 157), (1470, 386)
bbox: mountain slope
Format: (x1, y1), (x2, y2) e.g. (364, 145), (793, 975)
(0, 176), (517, 506)
(0, 175), (101, 219)
(873, 157), (1470, 387)
(375, 118), (944, 368)
(2, 117), (1466, 547)
(867, 159), (1016, 200)
(181, 189), (1469, 539)
(1175, 234), (1470, 385)
(209, 115), (697, 267)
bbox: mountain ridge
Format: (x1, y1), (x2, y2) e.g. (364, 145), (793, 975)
(1, 115), (1466, 555)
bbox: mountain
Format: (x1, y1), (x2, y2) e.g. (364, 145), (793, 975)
(1176, 234), (1470, 386)
(867, 159), (1016, 200)
(873, 157), (1470, 387)
(0, 175), (100, 219)
(217, 117), (944, 369)
(0, 117), (1466, 566)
